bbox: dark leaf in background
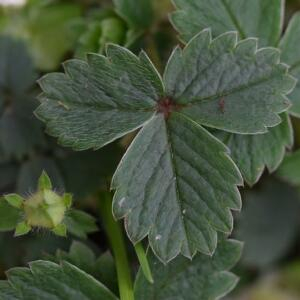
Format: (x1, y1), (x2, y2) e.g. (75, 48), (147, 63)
(134, 239), (242, 300)
(277, 149), (300, 185)
(0, 36), (45, 160)
(16, 156), (65, 194)
(48, 241), (118, 294)
(235, 179), (300, 268)
(64, 209), (98, 240)
(59, 144), (122, 200)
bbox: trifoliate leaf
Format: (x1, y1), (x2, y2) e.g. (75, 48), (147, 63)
(280, 12), (300, 117)
(64, 209), (98, 239)
(37, 30), (294, 262)
(113, 0), (154, 29)
(235, 179), (300, 268)
(0, 261), (118, 300)
(277, 149), (300, 186)
(221, 113), (293, 185)
(112, 113), (242, 261)
(171, 0), (284, 47)
(134, 239), (242, 300)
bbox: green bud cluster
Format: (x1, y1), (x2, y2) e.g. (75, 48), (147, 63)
(4, 171), (72, 237)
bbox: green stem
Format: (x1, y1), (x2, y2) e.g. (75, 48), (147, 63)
(98, 193), (134, 300)
(134, 242), (153, 284)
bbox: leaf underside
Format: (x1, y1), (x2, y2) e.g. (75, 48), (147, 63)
(134, 239), (242, 300)
(37, 30), (294, 262)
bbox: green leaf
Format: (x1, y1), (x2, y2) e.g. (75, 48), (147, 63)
(164, 30), (295, 135)
(38, 170), (52, 190)
(14, 221), (31, 237)
(0, 36), (45, 160)
(0, 260), (118, 300)
(37, 30), (294, 262)
(236, 179), (300, 268)
(134, 239), (242, 300)
(64, 209), (98, 239)
(279, 12), (300, 117)
(171, 0), (284, 47)
(0, 198), (20, 231)
(0, 36), (37, 93)
(221, 112), (293, 185)
(49, 241), (118, 294)
(25, 3), (81, 70)
(113, 0), (153, 29)
(4, 193), (24, 209)
(171, 1), (296, 185)
(112, 113), (242, 262)
(277, 149), (300, 185)
(36, 46), (163, 151)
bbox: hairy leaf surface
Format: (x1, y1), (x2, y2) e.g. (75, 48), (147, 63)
(37, 46), (163, 150)
(134, 239), (242, 300)
(164, 31), (294, 134)
(37, 30), (294, 262)
(0, 261), (118, 300)
(171, 0), (296, 185)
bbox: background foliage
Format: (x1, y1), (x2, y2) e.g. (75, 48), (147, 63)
(1, 0), (300, 299)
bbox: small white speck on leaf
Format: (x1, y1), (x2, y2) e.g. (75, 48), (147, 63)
(155, 234), (162, 240)
(182, 209), (186, 214)
(119, 197), (126, 207)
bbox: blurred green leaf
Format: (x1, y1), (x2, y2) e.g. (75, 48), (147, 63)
(134, 239), (242, 300)
(171, 0), (284, 47)
(0, 198), (20, 231)
(48, 241), (118, 294)
(280, 12), (300, 117)
(277, 149), (300, 185)
(17, 157), (65, 194)
(113, 0), (154, 29)
(64, 209), (98, 239)
(236, 179), (300, 268)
